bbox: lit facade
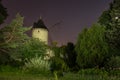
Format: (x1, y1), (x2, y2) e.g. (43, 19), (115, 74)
(32, 19), (48, 44)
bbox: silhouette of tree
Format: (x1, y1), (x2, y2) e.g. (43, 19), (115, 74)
(0, 0), (8, 24)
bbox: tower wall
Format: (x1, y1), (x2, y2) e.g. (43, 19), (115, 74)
(32, 28), (48, 44)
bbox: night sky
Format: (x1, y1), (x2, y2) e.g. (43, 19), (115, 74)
(2, 0), (113, 45)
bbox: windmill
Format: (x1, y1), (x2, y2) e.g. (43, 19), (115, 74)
(32, 17), (62, 46)
(31, 18), (62, 59)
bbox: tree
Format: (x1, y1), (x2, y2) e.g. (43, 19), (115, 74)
(98, 0), (120, 54)
(0, 0), (8, 24)
(0, 13), (30, 48)
(50, 43), (69, 76)
(61, 42), (77, 70)
(106, 56), (120, 70)
(0, 13), (30, 65)
(98, 10), (111, 28)
(107, 0), (120, 50)
(75, 23), (110, 68)
(12, 38), (48, 61)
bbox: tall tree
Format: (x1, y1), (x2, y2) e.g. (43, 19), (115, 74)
(107, 0), (120, 50)
(63, 42), (77, 69)
(75, 24), (110, 68)
(0, 13), (30, 65)
(98, 10), (111, 28)
(0, 0), (8, 24)
(0, 13), (30, 48)
(98, 0), (120, 54)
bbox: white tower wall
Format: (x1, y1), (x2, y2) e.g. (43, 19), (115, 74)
(32, 28), (48, 44)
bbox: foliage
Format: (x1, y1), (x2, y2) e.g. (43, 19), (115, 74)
(106, 56), (120, 70)
(98, 10), (111, 28)
(0, 13), (30, 66)
(23, 56), (50, 74)
(75, 23), (110, 68)
(50, 56), (69, 76)
(109, 69), (120, 77)
(0, 0), (8, 24)
(78, 68), (108, 76)
(12, 38), (48, 62)
(60, 42), (77, 71)
(53, 71), (58, 80)
(0, 13), (30, 48)
(60, 70), (120, 80)
(0, 65), (20, 73)
(0, 51), (11, 65)
(0, 37), (10, 65)
(51, 45), (60, 57)
(50, 44), (70, 76)
(98, 0), (120, 54)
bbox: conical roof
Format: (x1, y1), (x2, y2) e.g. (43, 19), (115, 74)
(33, 19), (48, 30)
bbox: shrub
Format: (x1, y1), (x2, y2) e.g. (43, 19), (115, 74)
(109, 69), (120, 77)
(23, 56), (50, 74)
(50, 57), (69, 76)
(12, 38), (48, 62)
(106, 56), (120, 70)
(78, 68), (108, 76)
(0, 51), (11, 65)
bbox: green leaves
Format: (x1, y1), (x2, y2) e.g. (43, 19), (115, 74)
(0, 13), (30, 48)
(0, 13), (31, 65)
(12, 38), (48, 61)
(23, 56), (50, 74)
(99, 0), (120, 50)
(75, 23), (109, 68)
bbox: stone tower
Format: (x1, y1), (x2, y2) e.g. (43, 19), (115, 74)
(32, 19), (48, 44)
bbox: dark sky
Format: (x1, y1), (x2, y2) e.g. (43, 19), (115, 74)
(2, 0), (113, 45)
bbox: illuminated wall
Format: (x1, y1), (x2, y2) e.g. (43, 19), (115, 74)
(32, 28), (48, 44)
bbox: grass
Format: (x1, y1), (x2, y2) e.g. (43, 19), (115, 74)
(0, 72), (54, 80)
(60, 72), (120, 80)
(0, 71), (120, 80)
(0, 65), (53, 80)
(0, 72), (120, 80)
(60, 69), (120, 80)
(0, 66), (120, 80)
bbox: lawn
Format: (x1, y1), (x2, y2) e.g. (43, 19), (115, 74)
(0, 72), (53, 80)
(0, 66), (120, 80)
(0, 71), (120, 80)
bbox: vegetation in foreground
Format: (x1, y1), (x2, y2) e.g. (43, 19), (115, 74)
(0, 0), (120, 80)
(0, 66), (120, 80)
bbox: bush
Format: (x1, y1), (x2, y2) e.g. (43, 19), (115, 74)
(78, 68), (108, 76)
(12, 38), (48, 62)
(0, 51), (11, 65)
(23, 56), (50, 74)
(106, 56), (120, 70)
(109, 69), (120, 77)
(50, 57), (69, 76)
